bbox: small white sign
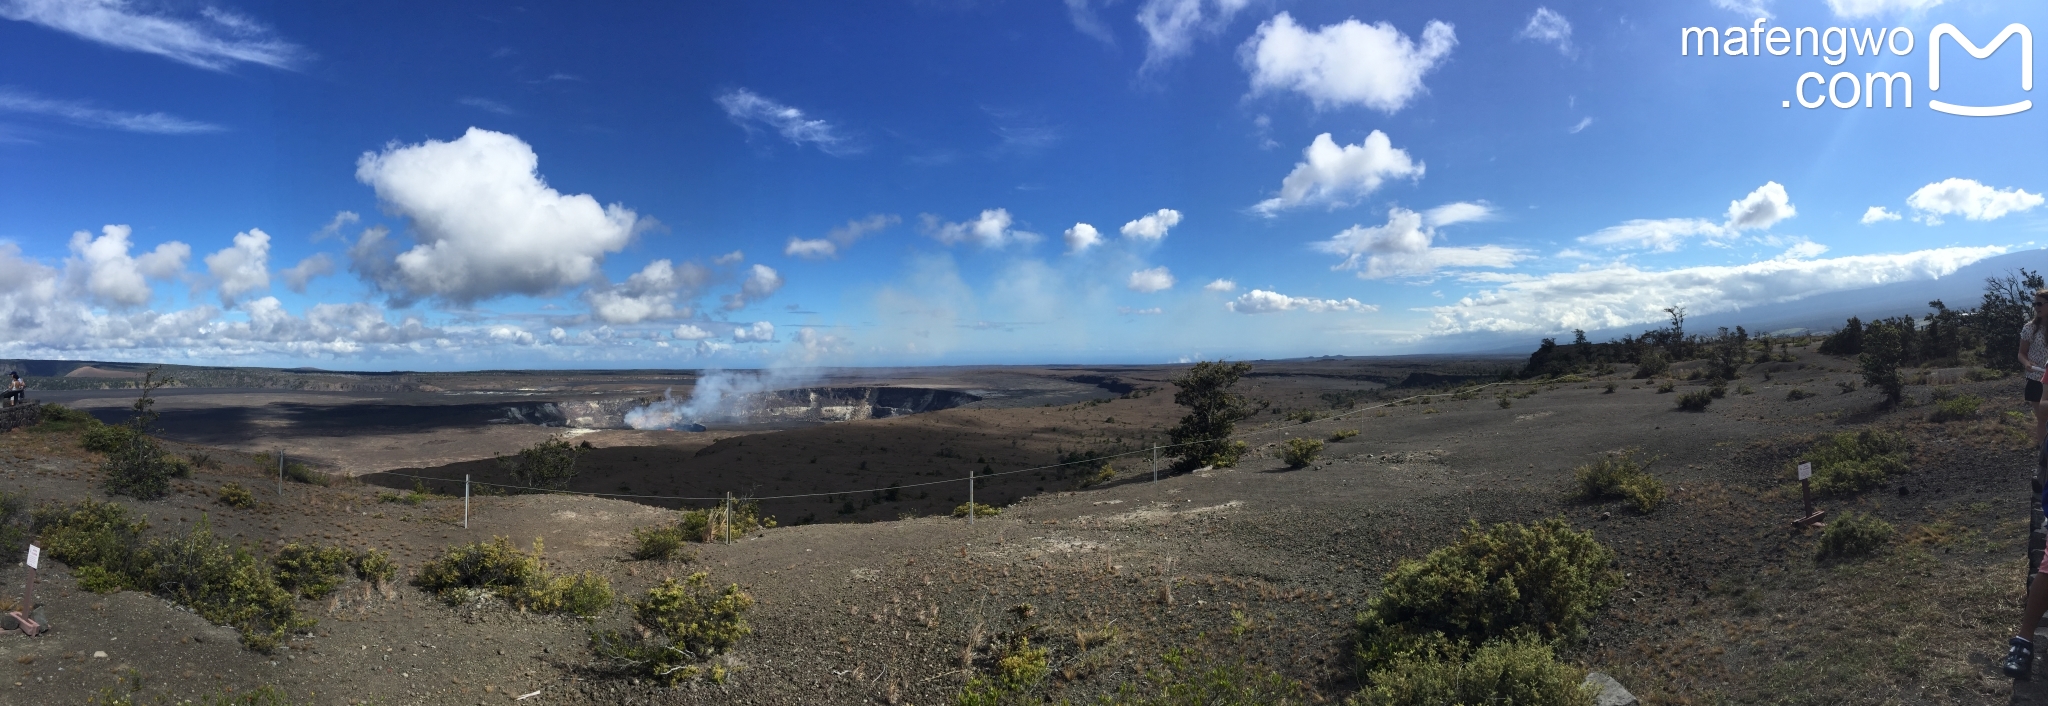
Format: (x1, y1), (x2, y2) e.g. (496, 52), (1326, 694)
(24, 544), (38, 570)
(1797, 462), (1812, 481)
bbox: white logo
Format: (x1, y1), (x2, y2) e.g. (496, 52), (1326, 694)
(1929, 23), (2033, 116)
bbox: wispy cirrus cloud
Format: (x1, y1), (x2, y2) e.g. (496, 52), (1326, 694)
(0, 87), (222, 134)
(714, 88), (860, 156)
(0, 0), (304, 71)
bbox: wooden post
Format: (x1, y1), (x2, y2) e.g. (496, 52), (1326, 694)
(724, 493), (733, 545)
(22, 544), (37, 612)
(968, 468), (976, 526)
(277, 449), (284, 497)
(1151, 445), (1158, 483)
(463, 474), (470, 529)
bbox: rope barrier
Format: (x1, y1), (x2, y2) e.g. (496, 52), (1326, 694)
(353, 378), (1560, 505)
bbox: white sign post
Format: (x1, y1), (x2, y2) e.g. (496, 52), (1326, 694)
(1792, 462), (1825, 528)
(22, 543), (38, 616)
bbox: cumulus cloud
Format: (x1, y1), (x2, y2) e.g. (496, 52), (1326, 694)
(583, 259), (710, 324)
(791, 327), (849, 363)
(1204, 278), (1238, 292)
(922, 209), (1036, 248)
(1579, 182), (1797, 251)
(1313, 207), (1525, 279)
(0, 87), (223, 134)
(1824, 0), (1944, 18)
(1064, 223), (1103, 254)
(714, 88), (858, 156)
(1517, 7), (1573, 56)
(1724, 181), (1796, 231)
(1242, 12), (1456, 113)
(784, 213), (898, 260)
(1905, 178), (2044, 224)
(203, 228), (271, 305)
(1861, 206), (1903, 224)
(671, 323), (714, 340)
(721, 264), (785, 311)
(732, 320), (775, 342)
(353, 127), (644, 305)
(1120, 209), (1183, 241)
(0, 0), (303, 71)
(279, 254), (334, 294)
(1227, 289), (1373, 314)
(1253, 131), (1422, 215)
(1426, 245), (2005, 336)
(1779, 240), (1830, 259)
(1128, 266), (1176, 293)
(1137, 0), (1255, 72)
(64, 225), (188, 309)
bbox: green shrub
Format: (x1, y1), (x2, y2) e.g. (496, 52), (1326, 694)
(31, 499), (149, 577)
(1655, 380), (1675, 394)
(414, 536), (551, 606)
(81, 423), (137, 453)
(1818, 511), (1894, 558)
(1708, 380), (1728, 398)
(498, 435), (584, 491)
(1076, 464), (1117, 489)
(675, 502), (776, 542)
(1573, 450), (1666, 513)
(74, 565), (128, 594)
(1283, 409), (1320, 423)
(1330, 429), (1360, 442)
(282, 462), (328, 486)
(1351, 635), (1595, 706)
(1634, 350), (1670, 378)
(589, 572), (753, 685)
(1355, 518), (1622, 669)
(953, 502), (1002, 518)
(957, 633), (1051, 706)
(137, 517), (313, 651)
(271, 543), (355, 600)
(538, 571), (614, 617)
(36, 403), (103, 434)
(1602, 382), (1617, 394)
(1786, 389), (1816, 401)
(0, 490), (29, 557)
(1676, 389), (1713, 411)
(1497, 396), (1512, 409)
(218, 483), (256, 509)
(1278, 437), (1324, 468)
(352, 548), (396, 585)
(1930, 394), (1983, 422)
(1803, 429), (1909, 494)
(629, 523), (693, 561)
(1101, 649), (1314, 705)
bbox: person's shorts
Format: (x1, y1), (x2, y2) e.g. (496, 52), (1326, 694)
(2030, 379), (2043, 404)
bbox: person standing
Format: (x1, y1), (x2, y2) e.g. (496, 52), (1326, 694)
(0, 372), (21, 407)
(2000, 289), (2048, 678)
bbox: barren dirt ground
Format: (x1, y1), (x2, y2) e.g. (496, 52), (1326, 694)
(0, 348), (2041, 705)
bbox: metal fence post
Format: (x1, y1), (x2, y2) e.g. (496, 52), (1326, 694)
(968, 468), (976, 526)
(1151, 445), (1158, 483)
(277, 449), (284, 497)
(464, 474), (470, 529)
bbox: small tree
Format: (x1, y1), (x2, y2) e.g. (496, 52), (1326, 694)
(500, 435), (583, 491)
(1818, 316), (1863, 356)
(103, 369), (183, 501)
(1859, 321), (1906, 406)
(1982, 269), (2046, 371)
(1166, 361), (1262, 471)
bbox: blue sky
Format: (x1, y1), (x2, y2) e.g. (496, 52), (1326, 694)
(0, 0), (2043, 370)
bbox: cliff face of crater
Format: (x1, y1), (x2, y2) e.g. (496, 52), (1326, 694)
(495, 387), (980, 429)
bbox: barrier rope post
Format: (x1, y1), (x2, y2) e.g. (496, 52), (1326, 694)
(724, 493), (734, 545)
(463, 474), (470, 529)
(1151, 445), (1158, 483)
(277, 448), (284, 497)
(968, 468), (976, 526)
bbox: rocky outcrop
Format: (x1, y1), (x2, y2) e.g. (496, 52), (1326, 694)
(0, 402), (40, 432)
(1583, 672), (1638, 706)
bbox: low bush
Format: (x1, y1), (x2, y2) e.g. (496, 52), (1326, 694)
(271, 543), (355, 600)
(1818, 510), (1894, 559)
(1279, 437), (1325, 468)
(675, 501), (776, 542)
(282, 462), (328, 486)
(352, 548), (396, 585)
(1352, 635), (1594, 706)
(218, 483), (256, 509)
(1573, 450), (1666, 514)
(1804, 429), (1909, 494)
(1655, 381), (1675, 394)
(1330, 429), (1360, 442)
(31, 500), (149, 578)
(1676, 389), (1713, 411)
(957, 633), (1051, 706)
(953, 502), (1002, 518)
(1076, 464), (1117, 489)
(1708, 380), (1728, 398)
(499, 435), (584, 491)
(36, 403), (103, 434)
(1786, 389), (1816, 401)
(0, 491), (29, 557)
(1283, 410), (1320, 423)
(414, 536), (550, 606)
(589, 572), (753, 685)
(538, 571), (614, 617)
(1602, 382), (1617, 394)
(80, 423), (137, 454)
(1634, 350), (1670, 378)
(1354, 518), (1622, 669)
(1930, 394), (1983, 422)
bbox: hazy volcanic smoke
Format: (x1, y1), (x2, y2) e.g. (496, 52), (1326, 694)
(624, 370), (806, 430)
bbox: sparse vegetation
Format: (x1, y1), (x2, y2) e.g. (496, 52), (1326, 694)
(953, 502), (1002, 518)
(1655, 380), (1675, 394)
(673, 501), (776, 542)
(1167, 361), (1263, 471)
(1076, 463), (1117, 488)
(352, 548), (396, 585)
(1099, 649), (1314, 705)
(1818, 510), (1894, 559)
(589, 572), (753, 685)
(498, 435), (584, 491)
(1803, 429), (1909, 494)
(1602, 382), (1617, 394)
(1930, 394), (1982, 422)
(282, 461), (328, 486)
(957, 632), (1051, 705)
(1676, 389), (1713, 411)
(628, 522), (695, 561)
(1352, 635), (1594, 706)
(102, 370), (186, 501)
(33, 403), (102, 433)
(218, 482), (256, 509)
(1329, 429), (1359, 442)
(1572, 449), (1666, 513)
(1278, 437), (1323, 468)
(413, 536), (608, 615)
(270, 543), (355, 600)
(1786, 388), (1816, 401)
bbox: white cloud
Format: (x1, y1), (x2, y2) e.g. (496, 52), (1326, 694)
(203, 228), (271, 305)
(1423, 201), (1494, 228)
(791, 327), (849, 363)
(671, 323), (714, 340)
(0, 0), (302, 70)
(714, 89), (858, 156)
(1242, 12), (1456, 113)
(1064, 223), (1103, 254)
(1724, 181), (1796, 231)
(1128, 266), (1176, 293)
(1204, 278), (1238, 292)
(1137, 0), (1254, 72)
(583, 259), (709, 324)
(458, 97), (515, 116)
(714, 250), (744, 265)
(1120, 209), (1183, 241)
(922, 209), (1036, 248)
(353, 127), (644, 304)
(1064, 0), (1115, 44)
(1579, 218), (1724, 252)
(64, 225), (188, 309)
(310, 211), (358, 241)
(1568, 117), (1593, 134)
(1861, 206), (1902, 224)
(1227, 289), (1374, 314)
(1313, 207), (1525, 279)
(1905, 178), (2044, 224)
(721, 264), (785, 311)
(732, 320), (775, 342)
(1426, 245), (2006, 336)
(0, 87), (223, 134)
(279, 254), (334, 293)
(1253, 131), (1422, 215)
(1517, 7), (1573, 56)
(1118, 306), (1164, 315)
(1712, 0), (1775, 18)
(1778, 240), (1830, 259)
(784, 213), (898, 260)
(1823, 0), (1943, 19)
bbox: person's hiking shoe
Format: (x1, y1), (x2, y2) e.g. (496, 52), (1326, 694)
(2006, 637), (2035, 679)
